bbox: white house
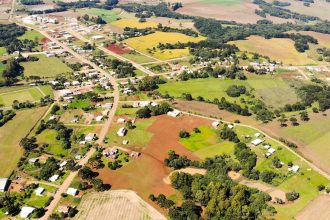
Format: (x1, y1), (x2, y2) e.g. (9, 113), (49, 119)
(117, 118), (126, 123)
(167, 110), (181, 117)
(28, 158), (39, 164)
(212, 121), (220, 128)
(102, 102), (113, 109)
(251, 139), (264, 146)
(288, 165), (300, 173)
(35, 187), (45, 196)
(85, 133), (96, 142)
(254, 132), (261, 138)
(66, 187), (78, 196)
(59, 161), (67, 168)
(228, 124), (234, 129)
(91, 35), (104, 40)
(117, 127), (127, 137)
(20, 206), (35, 218)
(49, 174), (59, 182)
(95, 115), (103, 122)
(0, 178), (9, 192)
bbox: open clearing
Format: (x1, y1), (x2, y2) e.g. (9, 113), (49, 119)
(0, 107), (47, 177)
(163, 167), (206, 184)
(296, 195), (330, 220)
(77, 8), (121, 23)
(157, 75), (299, 109)
(112, 17), (158, 29)
(0, 86), (46, 107)
(231, 36), (316, 65)
(21, 55), (72, 78)
(18, 30), (44, 41)
(124, 31), (205, 59)
(74, 190), (166, 220)
(167, 0), (262, 24)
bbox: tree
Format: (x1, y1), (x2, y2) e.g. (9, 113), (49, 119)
(299, 111), (309, 121)
(136, 107), (151, 118)
(278, 114), (287, 127)
(260, 170), (277, 183)
(286, 191), (299, 201)
(289, 117), (298, 126)
(179, 130), (190, 138)
(20, 137), (38, 151)
(78, 166), (98, 180)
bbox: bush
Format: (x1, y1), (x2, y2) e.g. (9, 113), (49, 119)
(286, 191), (299, 201)
(318, 184), (325, 191)
(179, 130), (190, 138)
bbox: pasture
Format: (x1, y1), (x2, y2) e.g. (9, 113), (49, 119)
(111, 17), (158, 29)
(74, 190), (166, 220)
(0, 86), (47, 107)
(77, 8), (120, 23)
(0, 107), (47, 177)
(18, 30), (44, 41)
(157, 75), (299, 108)
(21, 55), (72, 78)
(231, 36), (316, 65)
(124, 31), (205, 60)
(121, 51), (156, 64)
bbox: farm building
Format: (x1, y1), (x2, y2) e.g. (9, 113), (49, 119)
(35, 187), (45, 196)
(67, 187), (78, 196)
(0, 178), (9, 192)
(251, 139), (264, 146)
(117, 127), (127, 137)
(167, 110), (181, 117)
(20, 206), (35, 218)
(288, 165), (300, 173)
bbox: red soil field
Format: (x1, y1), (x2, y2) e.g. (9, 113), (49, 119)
(41, 37), (51, 51)
(106, 44), (131, 55)
(98, 115), (210, 210)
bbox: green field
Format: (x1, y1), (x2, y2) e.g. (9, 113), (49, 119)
(18, 30), (44, 41)
(106, 118), (155, 148)
(77, 8), (120, 23)
(0, 107), (47, 177)
(21, 55), (72, 78)
(0, 47), (6, 55)
(157, 76), (299, 108)
(121, 52), (156, 64)
(37, 129), (70, 157)
(0, 86), (46, 107)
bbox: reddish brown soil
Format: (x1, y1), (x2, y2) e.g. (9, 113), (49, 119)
(98, 115), (209, 212)
(41, 37), (51, 51)
(106, 44), (131, 55)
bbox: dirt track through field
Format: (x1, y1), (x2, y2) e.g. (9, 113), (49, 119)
(74, 190), (166, 220)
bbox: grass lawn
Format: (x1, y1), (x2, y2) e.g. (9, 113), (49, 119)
(69, 99), (92, 109)
(0, 47), (6, 55)
(21, 56), (72, 78)
(157, 75), (299, 108)
(121, 52), (156, 64)
(115, 107), (138, 117)
(124, 32), (205, 60)
(38, 85), (54, 98)
(77, 8), (120, 23)
(18, 30), (44, 41)
(112, 17), (158, 28)
(0, 62), (5, 83)
(0, 107), (47, 177)
(0, 86), (45, 107)
(37, 129), (70, 157)
(231, 36), (316, 65)
(106, 118), (155, 148)
(194, 141), (235, 159)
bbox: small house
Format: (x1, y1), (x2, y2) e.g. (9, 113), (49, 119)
(85, 133), (96, 142)
(0, 178), (9, 192)
(212, 121), (220, 128)
(251, 139), (264, 146)
(117, 118), (126, 123)
(117, 127), (127, 137)
(66, 187), (78, 196)
(28, 158), (39, 164)
(167, 110), (181, 117)
(95, 115), (103, 122)
(288, 165), (300, 173)
(20, 206), (35, 219)
(49, 174), (59, 182)
(35, 187), (45, 196)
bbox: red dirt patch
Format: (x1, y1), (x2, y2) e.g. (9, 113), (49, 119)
(41, 37), (51, 51)
(98, 115), (210, 212)
(106, 44), (131, 55)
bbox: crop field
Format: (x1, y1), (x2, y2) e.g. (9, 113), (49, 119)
(77, 8), (121, 23)
(74, 190), (166, 220)
(0, 86), (46, 107)
(121, 51), (156, 64)
(112, 17), (158, 29)
(296, 195), (330, 220)
(21, 55), (72, 78)
(167, 0), (262, 24)
(157, 75), (299, 108)
(231, 36), (316, 65)
(124, 31), (205, 60)
(0, 107), (47, 177)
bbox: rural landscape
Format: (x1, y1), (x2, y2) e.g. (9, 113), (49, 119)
(0, 0), (329, 219)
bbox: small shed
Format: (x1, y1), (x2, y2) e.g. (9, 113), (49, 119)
(66, 187), (78, 196)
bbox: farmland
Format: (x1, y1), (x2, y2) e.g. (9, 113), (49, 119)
(124, 31), (205, 59)
(18, 30), (44, 41)
(74, 190), (166, 220)
(157, 75), (299, 108)
(231, 36), (316, 65)
(0, 86), (48, 107)
(21, 55), (72, 78)
(0, 107), (47, 177)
